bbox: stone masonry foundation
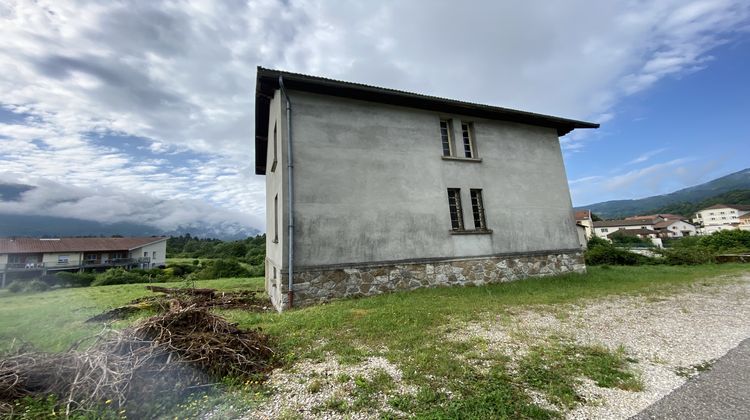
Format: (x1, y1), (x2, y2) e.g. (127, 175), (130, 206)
(269, 250), (585, 311)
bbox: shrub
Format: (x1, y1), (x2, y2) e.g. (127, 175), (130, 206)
(55, 271), (96, 287)
(699, 230), (750, 253)
(586, 236), (610, 249)
(7, 281), (24, 293)
(246, 264), (264, 277)
(167, 263), (199, 277)
(608, 232), (653, 247)
(189, 259), (250, 280)
(40, 274), (61, 287)
(25, 279), (50, 292)
(585, 243), (651, 266)
(92, 268), (147, 287)
(660, 247), (715, 265)
(665, 236), (702, 249)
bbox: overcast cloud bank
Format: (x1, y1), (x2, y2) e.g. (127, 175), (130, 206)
(0, 0), (748, 230)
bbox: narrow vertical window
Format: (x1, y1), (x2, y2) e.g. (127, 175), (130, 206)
(461, 122), (474, 158)
(470, 189), (486, 229)
(271, 122), (278, 172)
(447, 188), (464, 230)
(274, 194), (279, 243)
(440, 119), (453, 156)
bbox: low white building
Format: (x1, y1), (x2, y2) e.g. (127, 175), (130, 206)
(653, 219), (697, 238)
(594, 216), (696, 239)
(0, 237), (168, 287)
(693, 204), (750, 234)
(575, 210), (594, 239)
(739, 213), (750, 232)
(592, 218), (657, 239)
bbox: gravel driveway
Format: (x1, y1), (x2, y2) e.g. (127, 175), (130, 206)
(454, 273), (750, 419)
(238, 273), (750, 419)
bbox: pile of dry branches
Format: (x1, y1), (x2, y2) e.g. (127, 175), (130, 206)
(0, 306), (275, 417)
(87, 287), (269, 323)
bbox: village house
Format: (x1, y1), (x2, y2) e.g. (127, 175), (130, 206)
(740, 213), (750, 231)
(0, 237), (167, 287)
(693, 204), (750, 234)
(574, 210), (594, 239)
(255, 67), (598, 311)
(593, 215), (696, 240)
(592, 218), (659, 239)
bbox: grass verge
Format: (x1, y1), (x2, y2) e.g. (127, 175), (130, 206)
(0, 264), (747, 418)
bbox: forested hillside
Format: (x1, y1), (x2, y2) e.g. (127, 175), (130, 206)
(167, 234), (265, 267)
(640, 189), (750, 218)
(577, 168), (750, 218)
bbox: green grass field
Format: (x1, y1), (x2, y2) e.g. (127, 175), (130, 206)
(2, 264), (748, 418)
(0, 277), (264, 352)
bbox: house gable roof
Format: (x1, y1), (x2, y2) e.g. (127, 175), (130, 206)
(700, 204), (750, 212)
(254, 67), (599, 175)
(574, 210), (591, 221)
(593, 219), (656, 228)
(653, 220), (694, 229)
(0, 237), (167, 254)
(625, 213), (686, 221)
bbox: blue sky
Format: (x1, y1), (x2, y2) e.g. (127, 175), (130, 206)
(567, 36), (750, 206)
(0, 1), (748, 233)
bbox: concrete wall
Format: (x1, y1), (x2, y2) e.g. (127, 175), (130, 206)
(42, 252), (82, 267)
(695, 207), (748, 230)
(286, 91), (579, 269)
(663, 220), (697, 237)
(265, 89), (287, 305)
(288, 251), (585, 308)
(576, 225), (588, 248)
(131, 240), (167, 267)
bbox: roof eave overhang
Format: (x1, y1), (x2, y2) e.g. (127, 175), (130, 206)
(126, 237), (168, 251)
(254, 67), (599, 175)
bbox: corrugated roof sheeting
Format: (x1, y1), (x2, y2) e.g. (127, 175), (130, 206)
(0, 237), (167, 253)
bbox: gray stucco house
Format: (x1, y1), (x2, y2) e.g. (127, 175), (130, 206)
(255, 67), (598, 311)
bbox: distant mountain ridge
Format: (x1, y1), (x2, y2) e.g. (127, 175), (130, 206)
(576, 168), (750, 219)
(0, 214), (260, 240)
(0, 213), (260, 240)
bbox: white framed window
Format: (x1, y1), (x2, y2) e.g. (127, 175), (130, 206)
(470, 189), (487, 229)
(274, 194), (279, 243)
(440, 119), (453, 156)
(461, 122), (475, 158)
(447, 188), (464, 230)
(57, 255), (69, 264)
(271, 122), (278, 172)
(601, 228), (608, 233)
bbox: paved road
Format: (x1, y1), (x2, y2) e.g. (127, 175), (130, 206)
(632, 337), (750, 420)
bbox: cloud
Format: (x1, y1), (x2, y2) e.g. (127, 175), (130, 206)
(0, 0), (748, 230)
(0, 175), (262, 234)
(626, 148), (668, 165)
(570, 157), (726, 205)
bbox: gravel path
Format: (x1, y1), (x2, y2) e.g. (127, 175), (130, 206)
(631, 337), (750, 420)
(236, 273), (750, 419)
(236, 356), (415, 419)
(452, 274), (750, 419)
